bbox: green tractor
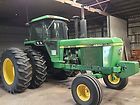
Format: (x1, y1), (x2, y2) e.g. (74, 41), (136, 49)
(0, 15), (139, 105)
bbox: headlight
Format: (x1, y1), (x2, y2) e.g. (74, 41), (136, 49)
(40, 41), (43, 44)
(36, 42), (40, 45)
(36, 41), (43, 45)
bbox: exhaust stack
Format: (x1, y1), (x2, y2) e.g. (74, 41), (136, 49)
(80, 5), (87, 38)
(72, 16), (80, 38)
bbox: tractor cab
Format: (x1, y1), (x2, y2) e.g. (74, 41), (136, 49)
(25, 15), (69, 56)
(27, 15), (69, 41)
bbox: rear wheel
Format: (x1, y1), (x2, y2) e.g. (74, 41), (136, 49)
(25, 48), (47, 89)
(0, 48), (32, 93)
(103, 73), (128, 90)
(71, 75), (103, 105)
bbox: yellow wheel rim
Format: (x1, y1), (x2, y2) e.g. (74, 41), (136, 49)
(108, 73), (120, 85)
(76, 84), (91, 101)
(3, 58), (15, 85)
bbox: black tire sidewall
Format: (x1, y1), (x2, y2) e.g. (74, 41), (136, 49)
(1, 50), (20, 91)
(103, 75), (128, 90)
(71, 76), (100, 105)
(25, 48), (47, 89)
(84, 75), (103, 105)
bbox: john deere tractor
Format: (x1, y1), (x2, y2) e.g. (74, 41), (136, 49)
(0, 15), (139, 105)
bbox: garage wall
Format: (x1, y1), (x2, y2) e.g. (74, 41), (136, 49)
(0, 26), (28, 53)
(107, 16), (131, 59)
(128, 22), (140, 50)
(87, 23), (107, 37)
(68, 19), (107, 38)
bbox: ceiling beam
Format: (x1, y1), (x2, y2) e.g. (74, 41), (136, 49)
(88, 0), (110, 7)
(55, 0), (109, 16)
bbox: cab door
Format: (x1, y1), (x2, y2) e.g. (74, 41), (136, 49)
(43, 20), (68, 57)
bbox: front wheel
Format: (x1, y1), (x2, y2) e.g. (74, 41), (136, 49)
(103, 73), (128, 90)
(71, 75), (103, 105)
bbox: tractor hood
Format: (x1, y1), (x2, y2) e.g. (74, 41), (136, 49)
(59, 37), (123, 48)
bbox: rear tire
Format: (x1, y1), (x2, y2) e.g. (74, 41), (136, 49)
(71, 75), (103, 105)
(0, 48), (32, 93)
(103, 73), (128, 90)
(25, 48), (47, 89)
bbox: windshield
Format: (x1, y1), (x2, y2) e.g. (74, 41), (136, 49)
(30, 19), (68, 40)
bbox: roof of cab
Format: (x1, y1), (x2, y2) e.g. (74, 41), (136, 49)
(31, 15), (69, 23)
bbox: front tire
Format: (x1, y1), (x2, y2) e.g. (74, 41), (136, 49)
(25, 48), (47, 89)
(71, 75), (103, 105)
(103, 73), (128, 90)
(0, 48), (32, 93)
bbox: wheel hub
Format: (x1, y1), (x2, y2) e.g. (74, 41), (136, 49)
(3, 58), (15, 85)
(76, 84), (91, 101)
(108, 73), (120, 84)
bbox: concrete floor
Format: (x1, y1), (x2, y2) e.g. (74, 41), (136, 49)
(0, 73), (140, 105)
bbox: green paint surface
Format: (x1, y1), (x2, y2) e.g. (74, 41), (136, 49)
(118, 61), (139, 78)
(59, 37), (123, 47)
